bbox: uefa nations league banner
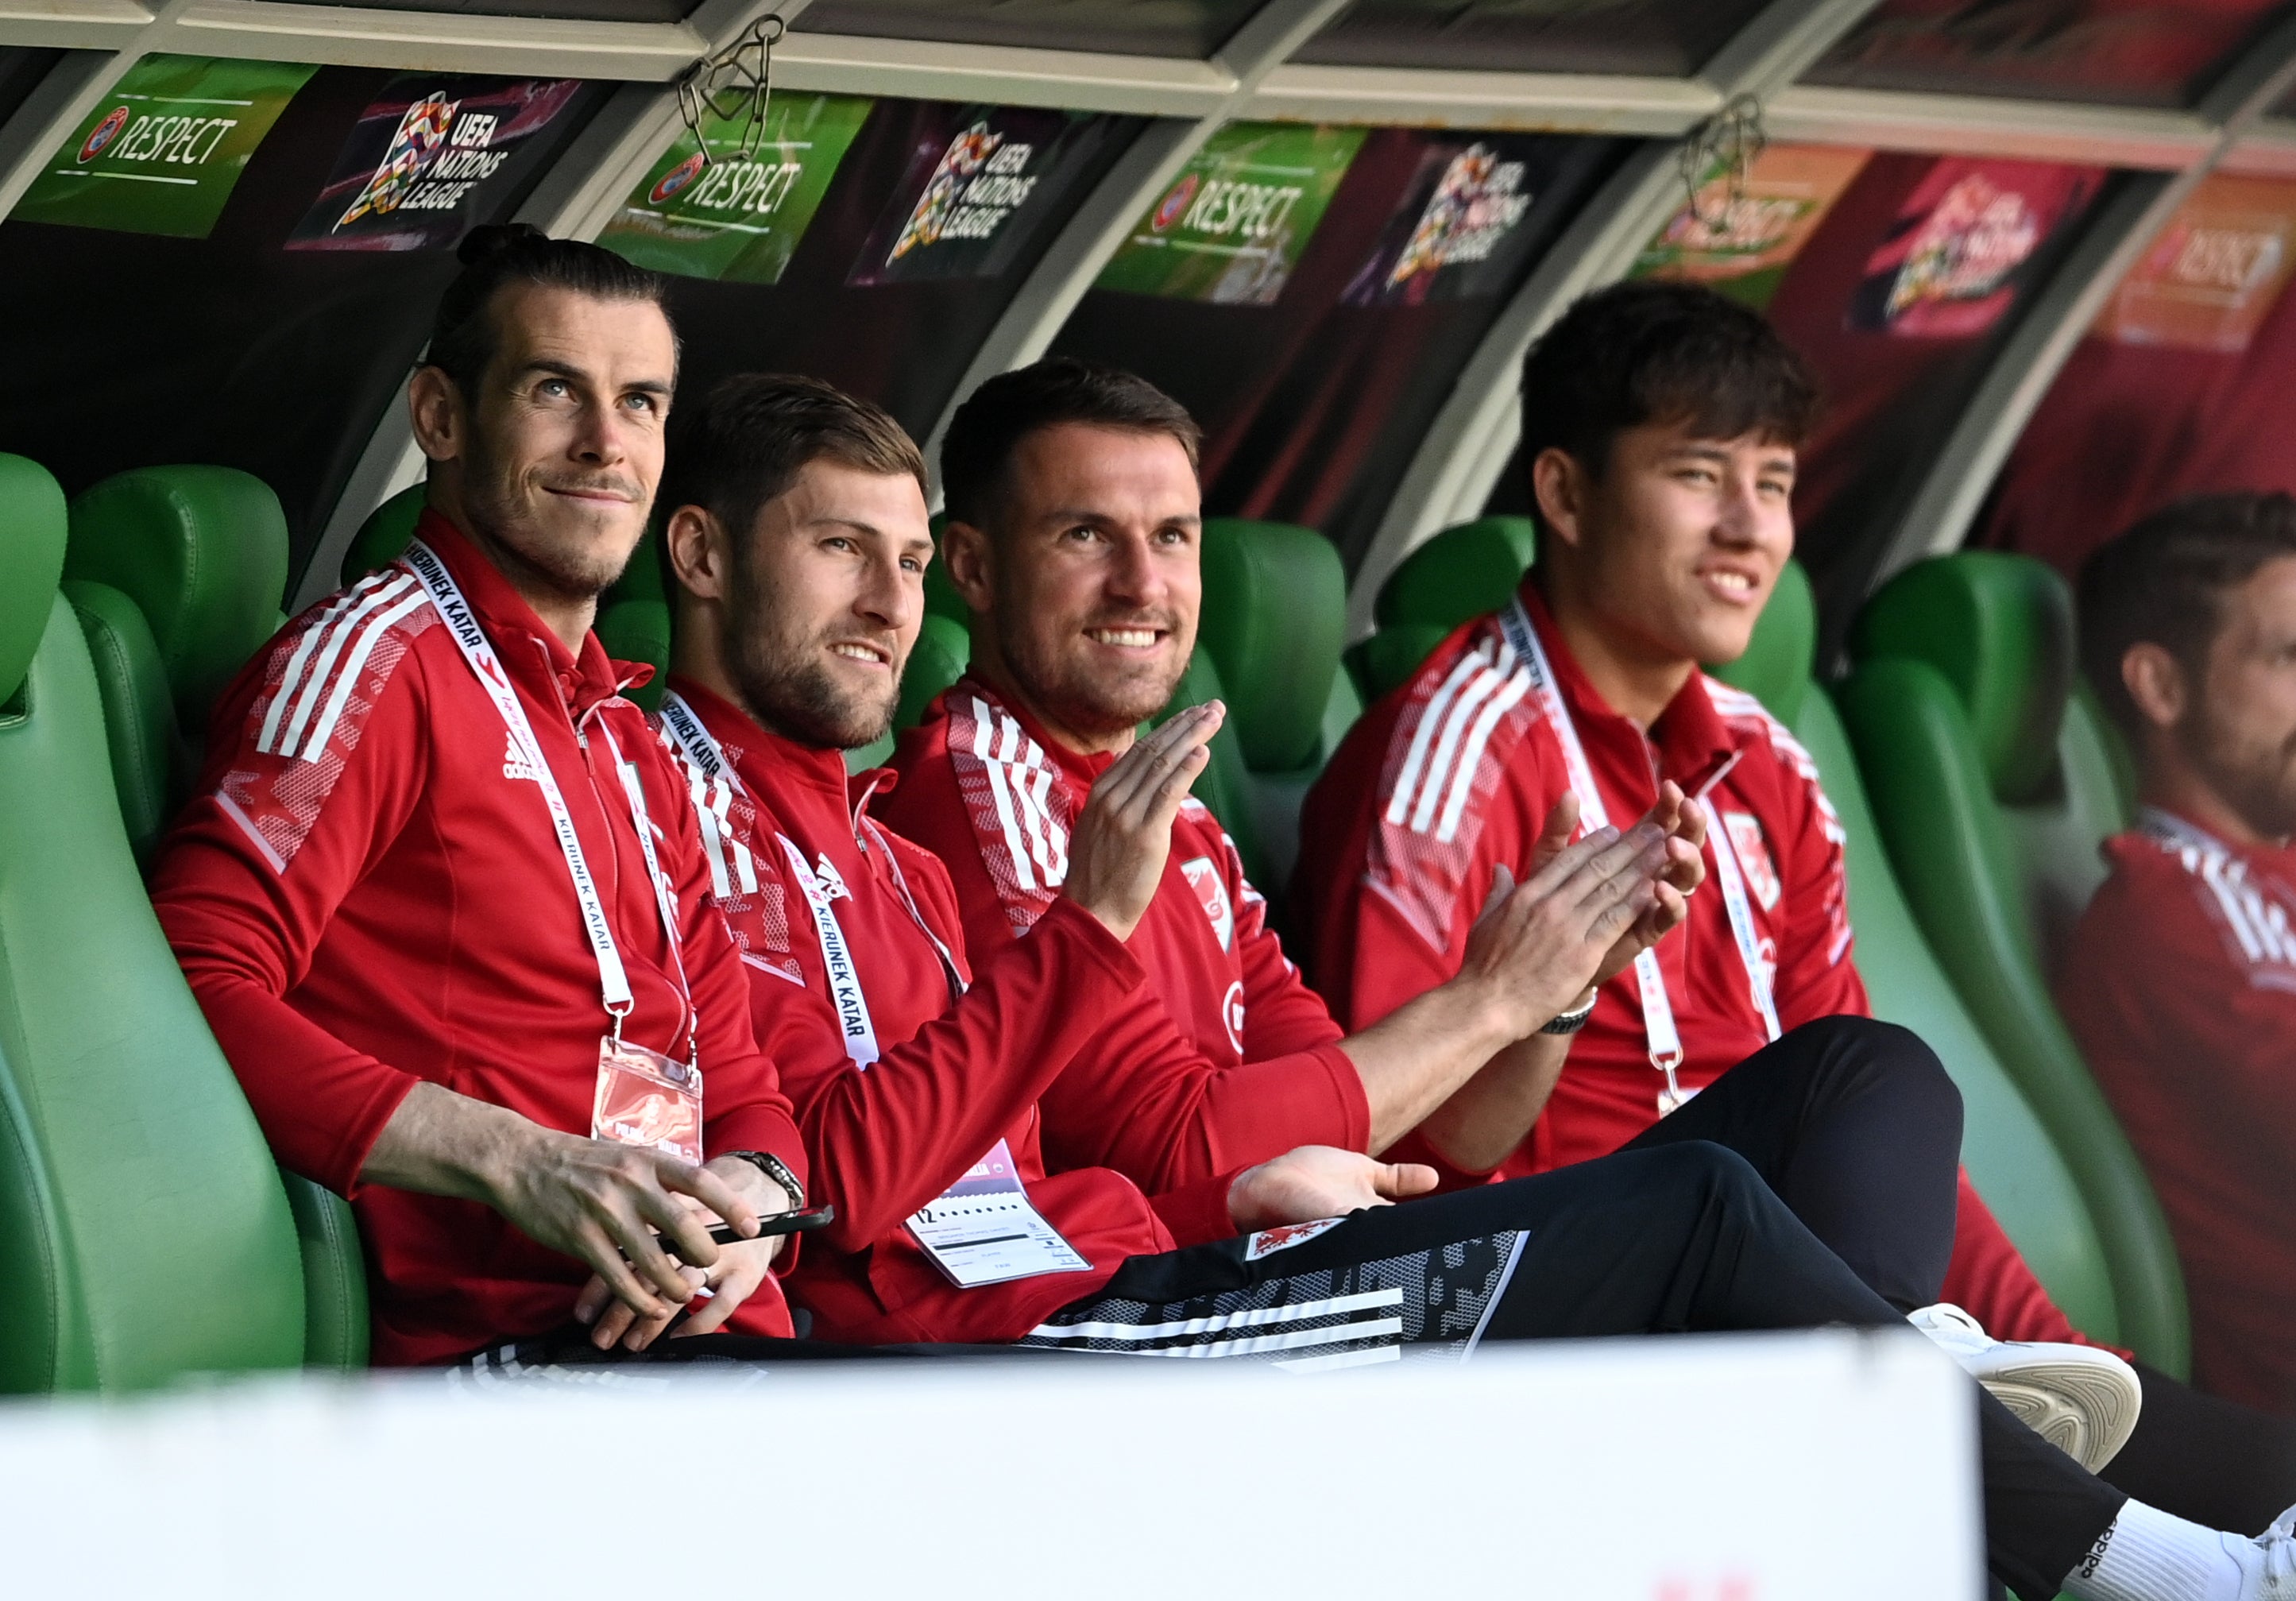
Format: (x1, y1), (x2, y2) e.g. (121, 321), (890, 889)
(286, 75), (590, 253)
(11, 56), (315, 239)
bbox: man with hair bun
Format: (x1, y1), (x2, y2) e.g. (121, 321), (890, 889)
(2066, 492), (2296, 1417)
(156, 225), (810, 1364)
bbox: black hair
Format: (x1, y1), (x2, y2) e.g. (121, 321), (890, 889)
(657, 373), (927, 601)
(1520, 280), (1819, 499)
(2078, 491), (2296, 737)
(423, 223), (674, 400)
(939, 358), (1200, 529)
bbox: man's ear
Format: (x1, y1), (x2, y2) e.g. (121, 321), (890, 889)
(941, 519), (995, 615)
(664, 504), (730, 603)
(2123, 641), (2188, 732)
(408, 365), (465, 466)
(1530, 447), (1591, 553)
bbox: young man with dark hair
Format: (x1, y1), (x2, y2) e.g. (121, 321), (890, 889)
(2065, 492), (2296, 1417)
(154, 225), (807, 1364)
(1293, 279), (2296, 1539)
(666, 368), (2296, 1601)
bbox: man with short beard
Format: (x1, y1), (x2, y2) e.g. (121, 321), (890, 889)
(154, 226), (809, 1366)
(2066, 493), (2296, 1417)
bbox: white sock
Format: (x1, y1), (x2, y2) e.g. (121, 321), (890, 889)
(2063, 1499), (2245, 1601)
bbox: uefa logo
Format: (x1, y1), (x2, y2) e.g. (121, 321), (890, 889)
(77, 106), (129, 164)
(1150, 174), (1198, 233)
(651, 150), (707, 205)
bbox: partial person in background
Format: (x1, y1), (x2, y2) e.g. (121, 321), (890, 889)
(2069, 492), (2296, 1419)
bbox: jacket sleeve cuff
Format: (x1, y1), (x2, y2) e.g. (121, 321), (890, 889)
(1029, 895), (1146, 992)
(1312, 1043), (1372, 1153)
(1150, 1168), (1246, 1247)
(707, 1104), (810, 1197)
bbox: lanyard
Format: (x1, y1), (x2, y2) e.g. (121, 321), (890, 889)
(660, 689), (964, 1038)
(404, 539), (695, 1058)
(1498, 598), (1779, 1101)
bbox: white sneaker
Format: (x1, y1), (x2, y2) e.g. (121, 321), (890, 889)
(1909, 1302), (2143, 1473)
(2230, 1502), (2296, 1597)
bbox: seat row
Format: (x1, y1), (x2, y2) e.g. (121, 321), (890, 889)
(0, 457), (2186, 1387)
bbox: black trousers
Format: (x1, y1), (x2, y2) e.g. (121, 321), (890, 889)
(1621, 1015), (2296, 1534)
(489, 1143), (2123, 1600)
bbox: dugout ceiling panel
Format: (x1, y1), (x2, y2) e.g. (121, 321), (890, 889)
(262, 0), (703, 18)
(0, 65), (607, 579)
(792, 0), (1267, 58)
(1806, 0), (2296, 110)
(1295, 0), (1772, 78)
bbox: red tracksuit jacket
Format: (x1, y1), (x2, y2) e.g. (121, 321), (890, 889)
(881, 675), (1370, 1196)
(2059, 808), (2296, 1410)
(153, 515), (807, 1365)
(657, 679), (1245, 1345)
(1293, 581), (2097, 1348)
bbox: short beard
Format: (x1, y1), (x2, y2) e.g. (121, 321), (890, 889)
(458, 422), (637, 603)
(2186, 709), (2296, 841)
(725, 551), (897, 752)
(995, 609), (1184, 740)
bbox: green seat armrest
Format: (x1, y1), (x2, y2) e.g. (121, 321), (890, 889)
(281, 1170), (369, 1371)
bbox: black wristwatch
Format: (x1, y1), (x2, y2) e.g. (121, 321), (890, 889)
(1539, 992), (1598, 1035)
(724, 1150), (806, 1211)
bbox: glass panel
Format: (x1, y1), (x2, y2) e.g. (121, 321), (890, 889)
(606, 99), (1146, 451)
(0, 66), (606, 586)
(0, 48), (63, 130)
(1053, 125), (1629, 570)
(1804, 0), (2291, 110)
(269, 0), (700, 20)
(794, 0), (1263, 58)
(1978, 171), (2296, 576)
(1297, 0), (1771, 77)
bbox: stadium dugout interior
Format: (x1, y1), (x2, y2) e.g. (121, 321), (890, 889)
(13, 0), (2296, 1397)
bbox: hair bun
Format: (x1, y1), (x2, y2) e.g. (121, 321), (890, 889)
(457, 222), (547, 266)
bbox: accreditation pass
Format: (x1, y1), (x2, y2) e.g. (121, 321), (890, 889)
(906, 1139), (1094, 1289)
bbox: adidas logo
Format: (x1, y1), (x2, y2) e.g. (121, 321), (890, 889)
(501, 733), (546, 784)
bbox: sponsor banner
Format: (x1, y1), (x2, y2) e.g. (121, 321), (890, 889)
(597, 93), (872, 284)
(285, 76), (586, 253)
(11, 55), (316, 239)
(1341, 134), (1578, 307)
(1847, 157), (2104, 338)
(2097, 172), (2296, 354)
(848, 106), (1120, 286)
(1633, 144), (1871, 311)
(1095, 122), (1366, 307)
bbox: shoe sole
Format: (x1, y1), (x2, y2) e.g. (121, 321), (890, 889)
(1969, 1352), (2143, 1474)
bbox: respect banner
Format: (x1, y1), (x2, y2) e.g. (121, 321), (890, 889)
(286, 75), (587, 253)
(848, 106), (1119, 287)
(1342, 134), (1593, 307)
(598, 93), (872, 284)
(1095, 122), (1366, 307)
(2097, 172), (2296, 354)
(1632, 145), (1871, 311)
(11, 55), (315, 239)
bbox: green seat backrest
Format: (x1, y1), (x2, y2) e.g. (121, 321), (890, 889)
(342, 483), (428, 586)
(1841, 552), (2186, 1371)
(1355, 516), (1536, 700)
(1155, 644), (1268, 884)
(0, 454), (309, 1390)
(1708, 562), (2123, 1341)
(64, 466), (371, 1370)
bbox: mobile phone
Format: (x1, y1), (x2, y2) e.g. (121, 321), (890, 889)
(705, 1205), (834, 1244)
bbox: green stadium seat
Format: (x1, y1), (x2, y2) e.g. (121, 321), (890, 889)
(62, 465), (371, 1371)
(342, 482), (427, 586)
(0, 454), (315, 1389)
(1355, 516), (1536, 701)
(1838, 552), (2186, 1373)
(1710, 563), (2122, 1344)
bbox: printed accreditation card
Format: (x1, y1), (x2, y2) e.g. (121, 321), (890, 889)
(906, 1139), (1094, 1289)
(593, 1036), (703, 1166)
